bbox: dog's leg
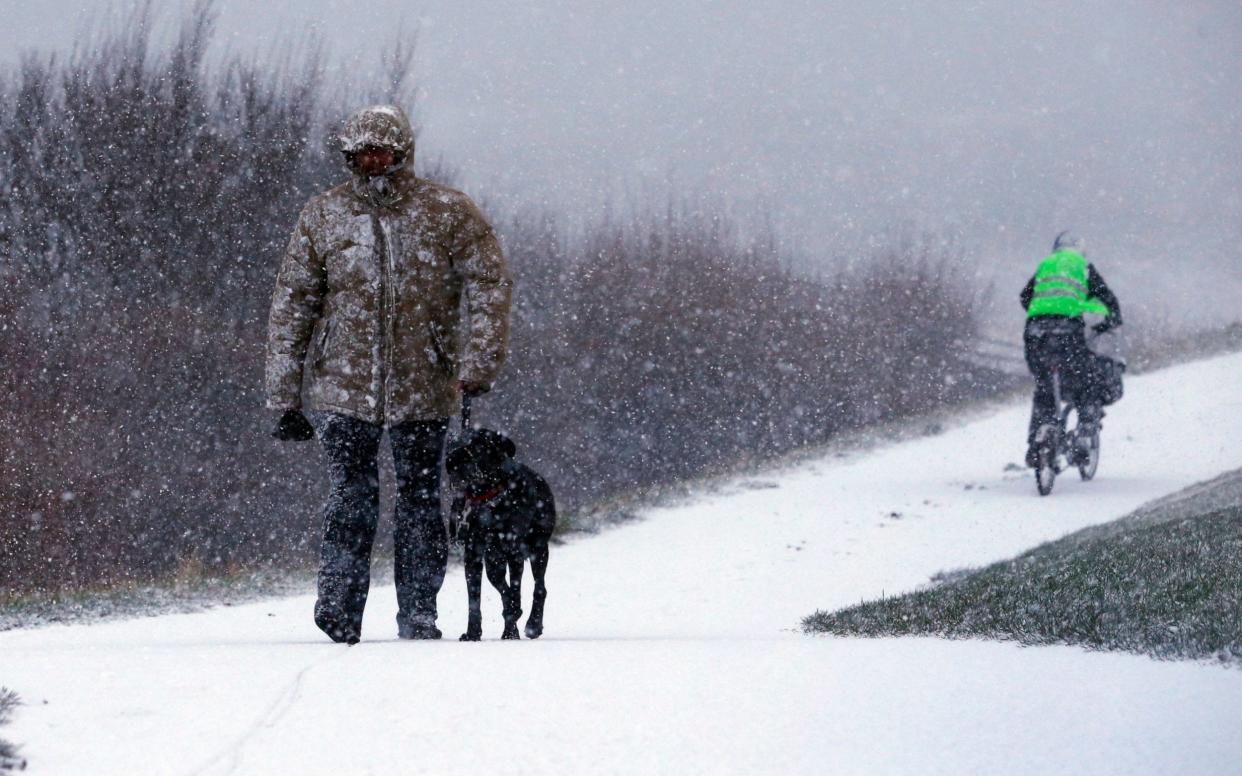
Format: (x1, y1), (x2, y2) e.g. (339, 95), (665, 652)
(485, 556), (520, 640)
(460, 543), (483, 641)
(504, 557), (525, 640)
(525, 542), (549, 639)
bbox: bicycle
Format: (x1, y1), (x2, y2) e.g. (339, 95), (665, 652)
(1032, 366), (1101, 496)
(1028, 324), (1122, 496)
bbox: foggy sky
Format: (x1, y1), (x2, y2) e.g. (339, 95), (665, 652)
(3, 0), (1240, 326)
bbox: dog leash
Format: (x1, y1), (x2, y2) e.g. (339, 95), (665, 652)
(449, 394), (474, 547)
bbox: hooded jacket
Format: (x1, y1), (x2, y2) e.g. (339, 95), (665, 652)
(265, 105), (512, 425)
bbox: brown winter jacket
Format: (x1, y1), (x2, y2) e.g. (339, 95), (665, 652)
(265, 110), (511, 425)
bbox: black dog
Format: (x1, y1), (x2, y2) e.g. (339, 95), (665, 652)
(446, 428), (556, 641)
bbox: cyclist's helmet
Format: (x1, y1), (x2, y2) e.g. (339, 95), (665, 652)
(1052, 230), (1086, 256)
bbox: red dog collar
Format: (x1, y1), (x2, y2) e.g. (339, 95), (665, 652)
(466, 485), (504, 503)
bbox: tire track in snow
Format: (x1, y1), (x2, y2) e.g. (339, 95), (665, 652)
(185, 647), (350, 776)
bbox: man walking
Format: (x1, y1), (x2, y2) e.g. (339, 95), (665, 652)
(265, 105), (512, 643)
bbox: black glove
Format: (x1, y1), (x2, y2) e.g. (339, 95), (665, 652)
(271, 409), (315, 442)
(458, 381), (491, 398)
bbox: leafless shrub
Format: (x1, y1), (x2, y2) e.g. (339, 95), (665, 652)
(0, 10), (1001, 599)
(489, 212), (997, 509)
(0, 687), (21, 770)
(0, 5), (336, 596)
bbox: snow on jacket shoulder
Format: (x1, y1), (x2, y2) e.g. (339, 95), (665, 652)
(265, 169), (512, 425)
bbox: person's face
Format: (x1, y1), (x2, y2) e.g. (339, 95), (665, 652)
(353, 145), (396, 176)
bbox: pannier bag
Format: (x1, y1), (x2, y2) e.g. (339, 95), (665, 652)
(1097, 354), (1125, 405)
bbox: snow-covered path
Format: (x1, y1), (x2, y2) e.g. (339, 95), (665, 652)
(4, 353), (1242, 775)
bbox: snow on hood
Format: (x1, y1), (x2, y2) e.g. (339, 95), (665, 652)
(336, 104), (415, 162)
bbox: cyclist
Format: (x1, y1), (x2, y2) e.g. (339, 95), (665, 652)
(1021, 232), (1122, 468)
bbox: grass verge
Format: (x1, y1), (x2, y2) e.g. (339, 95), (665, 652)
(804, 469), (1242, 665)
(0, 567), (317, 633)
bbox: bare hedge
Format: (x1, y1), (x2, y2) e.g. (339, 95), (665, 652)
(0, 10), (1006, 599)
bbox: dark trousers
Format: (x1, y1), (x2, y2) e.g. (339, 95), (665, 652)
(313, 412), (449, 636)
(1023, 317), (1102, 447)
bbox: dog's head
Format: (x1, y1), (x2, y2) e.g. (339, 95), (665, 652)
(445, 428), (517, 496)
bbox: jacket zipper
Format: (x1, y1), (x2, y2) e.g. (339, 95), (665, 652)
(371, 213), (391, 425)
(379, 215), (399, 425)
(314, 320), (330, 364)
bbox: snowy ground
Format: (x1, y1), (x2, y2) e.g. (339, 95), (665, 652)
(4, 353), (1242, 775)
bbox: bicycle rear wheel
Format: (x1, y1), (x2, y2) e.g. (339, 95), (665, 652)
(1034, 423), (1058, 496)
(1036, 446), (1057, 495)
(1078, 431), (1100, 481)
(1036, 463), (1056, 495)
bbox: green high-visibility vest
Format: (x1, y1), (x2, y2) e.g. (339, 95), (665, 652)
(1026, 250), (1111, 318)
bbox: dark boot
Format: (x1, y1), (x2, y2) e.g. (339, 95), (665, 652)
(398, 617), (442, 640)
(315, 605), (360, 645)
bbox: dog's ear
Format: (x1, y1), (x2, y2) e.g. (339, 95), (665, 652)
(445, 435), (484, 482)
(475, 429), (516, 459)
